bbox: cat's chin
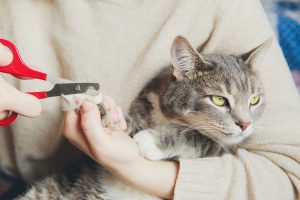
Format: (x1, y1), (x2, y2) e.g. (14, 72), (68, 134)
(223, 128), (254, 145)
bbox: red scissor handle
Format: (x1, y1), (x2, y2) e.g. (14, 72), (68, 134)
(0, 39), (47, 80)
(0, 112), (18, 126)
(27, 92), (48, 99)
(0, 39), (49, 126)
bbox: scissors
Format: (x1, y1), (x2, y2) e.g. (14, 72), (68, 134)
(0, 39), (100, 126)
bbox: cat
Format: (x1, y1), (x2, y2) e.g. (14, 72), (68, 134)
(17, 35), (270, 200)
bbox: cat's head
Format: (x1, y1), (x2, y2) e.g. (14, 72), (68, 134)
(162, 36), (271, 145)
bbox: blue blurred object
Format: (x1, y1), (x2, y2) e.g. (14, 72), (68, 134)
(277, 1), (300, 71)
(262, 0), (300, 92)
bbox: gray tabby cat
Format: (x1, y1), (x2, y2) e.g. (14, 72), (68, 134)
(18, 36), (270, 200)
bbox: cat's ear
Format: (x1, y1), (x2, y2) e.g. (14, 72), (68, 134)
(171, 36), (208, 80)
(241, 37), (273, 69)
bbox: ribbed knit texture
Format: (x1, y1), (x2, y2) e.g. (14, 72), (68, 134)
(0, 0), (299, 199)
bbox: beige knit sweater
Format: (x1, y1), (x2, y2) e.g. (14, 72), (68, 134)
(0, 0), (299, 199)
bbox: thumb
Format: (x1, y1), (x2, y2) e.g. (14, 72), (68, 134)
(0, 43), (13, 66)
(80, 102), (105, 143)
(2, 81), (42, 117)
(9, 90), (42, 117)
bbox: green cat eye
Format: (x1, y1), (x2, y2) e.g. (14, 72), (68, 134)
(250, 95), (260, 105)
(210, 95), (227, 106)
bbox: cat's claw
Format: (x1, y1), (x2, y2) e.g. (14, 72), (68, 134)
(134, 130), (164, 161)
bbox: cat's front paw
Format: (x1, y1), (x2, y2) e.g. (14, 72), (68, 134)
(134, 130), (164, 161)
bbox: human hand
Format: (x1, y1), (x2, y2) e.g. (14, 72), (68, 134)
(64, 97), (141, 171)
(64, 97), (178, 199)
(0, 43), (42, 120)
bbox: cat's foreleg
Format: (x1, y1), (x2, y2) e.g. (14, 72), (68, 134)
(133, 129), (165, 160)
(134, 128), (216, 160)
(133, 127), (186, 161)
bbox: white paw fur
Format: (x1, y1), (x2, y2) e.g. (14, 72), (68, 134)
(134, 130), (164, 160)
(61, 90), (103, 111)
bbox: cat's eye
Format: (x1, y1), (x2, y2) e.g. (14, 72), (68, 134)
(210, 95), (227, 106)
(250, 95), (260, 105)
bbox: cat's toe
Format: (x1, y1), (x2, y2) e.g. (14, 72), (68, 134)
(134, 130), (164, 161)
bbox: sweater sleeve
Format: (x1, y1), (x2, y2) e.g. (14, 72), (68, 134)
(174, 0), (300, 199)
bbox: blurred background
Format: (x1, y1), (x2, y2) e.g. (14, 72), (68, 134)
(262, 0), (300, 93)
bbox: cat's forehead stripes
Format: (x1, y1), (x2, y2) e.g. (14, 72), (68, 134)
(196, 54), (261, 110)
(224, 78), (232, 94)
(225, 75), (252, 96)
(220, 85), (235, 108)
(219, 59), (251, 92)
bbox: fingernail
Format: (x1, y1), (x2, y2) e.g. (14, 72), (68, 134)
(113, 110), (119, 123)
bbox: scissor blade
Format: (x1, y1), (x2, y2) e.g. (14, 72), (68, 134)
(47, 83), (100, 97)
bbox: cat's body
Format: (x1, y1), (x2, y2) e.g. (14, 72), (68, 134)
(128, 66), (223, 161)
(18, 36), (270, 200)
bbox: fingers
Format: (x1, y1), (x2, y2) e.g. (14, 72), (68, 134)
(9, 93), (42, 117)
(64, 102), (111, 162)
(64, 98), (127, 159)
(117, 106), (127, 130)
(80, 102), (108, 156)
(64, 110), (93, 157)
(64, 101), (134, 167)
(0, 44), (41, 117)
(103, 96), (119, 122)
(80, 102), (102, 135)
(0, 79), (42, 117)
(103, 96), (127, 130)
(0, 111), (10, 120)
(0, 43), (13, 66)
(0, 43), (42, 117)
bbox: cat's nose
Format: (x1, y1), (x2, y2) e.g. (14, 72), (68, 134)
(235, 121), (250, 131)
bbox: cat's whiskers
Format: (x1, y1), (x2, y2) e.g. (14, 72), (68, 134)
(195, 121), (230, 133)
(180, 123), (230, 136)
(179, 123), (210, 134)
(179, 113), (211, 124)
(178, 111), (211, 119)
(177, 120), (214, 133)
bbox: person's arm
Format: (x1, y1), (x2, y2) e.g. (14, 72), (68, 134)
(0, 43), (42, 120)
(114, 157), (178, 199)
